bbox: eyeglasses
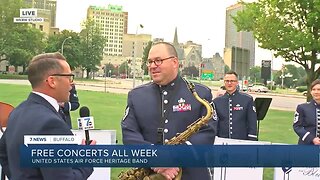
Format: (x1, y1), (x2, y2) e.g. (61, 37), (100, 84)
(50, 73), (75, 82)
(224, 80), (237, 83)
(147, 56), (175, 67)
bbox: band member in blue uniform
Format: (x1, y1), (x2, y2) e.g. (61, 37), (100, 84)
(213, 71), (257, 140)
(293, 79), (320, 145)
(121, 42), (216, 180)
(59, 84), (80, 128)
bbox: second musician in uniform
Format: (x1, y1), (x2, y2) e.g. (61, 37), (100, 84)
(213, 71), (257, 140)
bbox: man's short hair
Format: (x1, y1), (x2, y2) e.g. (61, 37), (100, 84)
(152, 42), (178, 57)
(27, 52), (66, 88)
(225, 70), (238, 78)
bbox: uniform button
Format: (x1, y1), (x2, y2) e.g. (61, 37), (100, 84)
(165, 119), (168, 123)
(164, 139), (169, 143)
(230, 127), (233, 129)
(163, 91), (168, 95)
(229, 104), (232, 106)
(230, 132), (233, 134)
(164, 100), (168, 104)
(230, 108), (232, 111)
(230, 118), (232, 120)
(164, 129), (168, 133)
(171, 83), (175, 86)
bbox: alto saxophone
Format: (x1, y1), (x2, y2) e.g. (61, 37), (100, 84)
(118, 80), (214, 180)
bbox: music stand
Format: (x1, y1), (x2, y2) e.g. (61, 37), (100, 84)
(254, 97), (272, 140)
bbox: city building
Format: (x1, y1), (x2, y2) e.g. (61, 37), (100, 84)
(122, 33), (152, 58)
(224, 2), (255, 77)
(224, 47), (250, 79)
(211, 53), (225, 80)
(24, 0), (57, 35)
(172, 28), (202, 69)
(87, 4), (128, 57)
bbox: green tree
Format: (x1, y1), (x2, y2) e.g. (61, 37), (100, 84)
(224, 65), (230, 73)
(249, 66), (261, 84)
(181, 66), (198, 78)
(119, 61), (130, 77)
(0, 0), (45, 72)
(45, 30), (82, 70)
(102, 63), (115, 77)
(79, 19), (106, 78)
(141, 41), (153, 75)
(233, 0), (320, 100)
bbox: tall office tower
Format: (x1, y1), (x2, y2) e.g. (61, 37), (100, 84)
(225, 3), (255, 78)
(24, 0), (57, 27)
(87, 4), (128, 57)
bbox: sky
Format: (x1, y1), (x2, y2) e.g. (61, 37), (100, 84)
(55, 0), (284, 70)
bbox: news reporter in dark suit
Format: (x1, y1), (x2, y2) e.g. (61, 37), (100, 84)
(0, 52), (95, 179)
(121, 42), (216, 180)
(59, 84), (80, 128)
(293, 79), (320, 145)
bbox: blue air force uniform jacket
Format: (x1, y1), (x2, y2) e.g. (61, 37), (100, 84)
(59, 84), (80, 128)
(293, 100), (320, 145)
(121, 76), (216, 180)
(213, 90), (257, 140)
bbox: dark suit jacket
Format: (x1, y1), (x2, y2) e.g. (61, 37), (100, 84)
(60, 84), (80, 128)
(121, 76), (216, 180)
(0, 93), (93, 179)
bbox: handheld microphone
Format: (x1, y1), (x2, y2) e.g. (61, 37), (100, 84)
(78, 106), (95, 145)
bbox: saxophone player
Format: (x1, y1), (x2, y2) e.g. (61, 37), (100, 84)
(121, 42), (216, 180)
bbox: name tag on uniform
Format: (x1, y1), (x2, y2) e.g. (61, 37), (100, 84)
(173, 98), (191, 112)
(233, 104), (243, 111)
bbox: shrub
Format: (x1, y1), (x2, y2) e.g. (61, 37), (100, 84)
(267, 85), (276, 90)
(296, 86), (308, 92)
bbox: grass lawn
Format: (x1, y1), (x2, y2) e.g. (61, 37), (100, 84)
(0, 83), (298, 180)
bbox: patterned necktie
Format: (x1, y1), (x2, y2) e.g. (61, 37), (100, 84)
(59, 107), (66, 122)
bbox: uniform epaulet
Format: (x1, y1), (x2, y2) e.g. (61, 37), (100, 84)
(193, 82), (211, 91)
(239, 91), (253, 98)
(131, 82), (153, 91)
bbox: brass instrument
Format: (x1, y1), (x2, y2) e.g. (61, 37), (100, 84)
(118, 80), (214, 180)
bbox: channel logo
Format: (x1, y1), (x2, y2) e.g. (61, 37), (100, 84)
(13, 9), (44, 23)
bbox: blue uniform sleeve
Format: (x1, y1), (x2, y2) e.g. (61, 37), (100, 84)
(247, 97), (257, 141)
(63, 85), (80, 113)
(121, 92), (151, 144)
(293, 105), (315, 144)
(188, 89), (216, 144)
(212, 99), (219, 137)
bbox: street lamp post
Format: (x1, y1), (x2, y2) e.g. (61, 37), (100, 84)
(132, 24), (144, 88)
(199, 61), (203, 83)
(61, 36), (72, 55)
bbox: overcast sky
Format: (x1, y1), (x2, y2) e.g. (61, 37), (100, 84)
(55, 0), (284, 70)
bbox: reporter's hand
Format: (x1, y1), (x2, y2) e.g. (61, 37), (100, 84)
(312, 137), (320, 145)
(152, 167), (179, 180)
(81, 139), (96, 145)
